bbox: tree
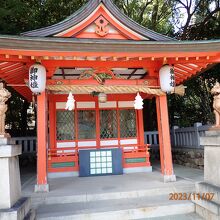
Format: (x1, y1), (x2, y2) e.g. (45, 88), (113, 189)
(0, 0), (219, 130)
(5, 87), (34, 136)
(172, 0), (220, 39)
(114, 0), (175, 36)
(167, 0), (220, 127)
(0, 0), (88, 35)
(0, 0), (89, 135)
(169, 64), (220, 126)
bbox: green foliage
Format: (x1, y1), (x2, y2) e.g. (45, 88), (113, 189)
(173, 0), (220, 40)
(5, 87), (34, 136)
(0, 0), (88, 34)
(168, 0), (220, 126)
(0, 0), (219, 131)
(114, 0), (175, 36)
(169, 64), (220, 127)
(0, 0), (29, 34)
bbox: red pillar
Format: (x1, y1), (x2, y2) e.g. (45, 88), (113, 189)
(49, 97), (56, 149)
(137, 110), (145, 146)
(35, 91), (49, 192)
(156, 95), (176, 182)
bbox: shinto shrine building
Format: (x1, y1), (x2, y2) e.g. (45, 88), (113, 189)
(0, 0), (219, 192)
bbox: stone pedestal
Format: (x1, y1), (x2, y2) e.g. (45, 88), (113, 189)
(164, 174), (176, 183)
(35, 184), (49, 193)
(193, 129), (220, 220)
(0, 138), (35, 220)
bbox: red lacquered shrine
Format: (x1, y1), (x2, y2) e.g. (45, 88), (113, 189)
(0, 0), (219, 191)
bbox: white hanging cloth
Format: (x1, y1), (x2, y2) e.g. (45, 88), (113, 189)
(65, 92), (75, 111)
(134, 92), (144, 110)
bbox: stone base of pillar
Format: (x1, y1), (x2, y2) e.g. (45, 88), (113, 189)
(35, 184), (49, 193)
(0, 197), (35, 220)
(164, 174), (176, 183)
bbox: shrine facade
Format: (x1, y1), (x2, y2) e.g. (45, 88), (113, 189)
(0, 0), (219, 192)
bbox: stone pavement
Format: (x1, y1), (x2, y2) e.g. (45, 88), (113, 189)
(20, 163), (204, 219)
(153, 162), (204, 182)
(21, 162), (204, 193)
(22, 168), (198, 201)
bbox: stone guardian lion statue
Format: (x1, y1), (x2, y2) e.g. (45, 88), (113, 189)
(0, 83), (11, 136)
(211, 82), (220, 127)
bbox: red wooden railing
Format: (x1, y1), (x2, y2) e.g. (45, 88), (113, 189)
(48, 144), (150, 172)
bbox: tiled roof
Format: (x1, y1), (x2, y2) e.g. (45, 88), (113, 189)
(22, 0), (173, 41)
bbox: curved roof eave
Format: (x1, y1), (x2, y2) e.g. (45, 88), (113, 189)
(21, 0), (174, 41)
(0, 35), (220, 53)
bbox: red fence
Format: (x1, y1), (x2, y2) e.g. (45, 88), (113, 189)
(48, 144), (150, 173)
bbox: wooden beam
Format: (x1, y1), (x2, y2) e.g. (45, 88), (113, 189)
(43, 56), (49, 60)
(117, 57), (130, 61)
(4, 75), (26, 84)
(46, 67), (57, 79)
(183, 64), (200, 71)
(174, 67), (193, 76)
(0, 67), (25, 77)
(172, 71), (183, 78)
(2, 65), (24, 74)
(61, 68), (65, 79)
(0, 55), (31, 63)
(41, 60), (158, 69)
(175, 64), (194, 74)
(168, 57), (217, 64)
(0, 46), (219, 60)
(0, 62), (15, 69)
(140, 72), (148, 79)
(183, 63), (208, 71)
(97, 56), (107, 61)
(2, 71), (25, 80)
(0, 63), (23, 71)
(127, 69), (137, 79)
(47, 78), (159, 87)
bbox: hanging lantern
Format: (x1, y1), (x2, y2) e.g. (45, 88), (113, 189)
(159, 64), (175, 93)
(65, 92), (75, 111)
(29, 64), (46, 93)
(98, 92), (107, 103)
(134, 92), (143, 110)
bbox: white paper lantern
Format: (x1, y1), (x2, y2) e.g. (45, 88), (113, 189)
(134, 92), (143, 110)
(159, 64), (175, 93)
(29, 64), (46, 93)
(65, 92), (75, 111)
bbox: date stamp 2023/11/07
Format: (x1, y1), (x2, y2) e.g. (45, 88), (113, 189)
(169, 193), (215, 201)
